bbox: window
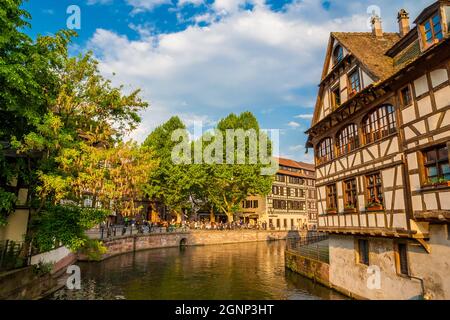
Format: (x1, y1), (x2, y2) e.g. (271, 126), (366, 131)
(336, 124), (360, 156)
(283, 219), (287, 228)
(400, 85), (412, 107)
(366, 172), (384, 207)
(272, 186), (279, 195)
(275, 174), (285, 182)
(276, 219), (280, 228)
(397, 243), (409, 276)
(348, 69), (361, 94)
(363, 105), (397, 144)
(422, 145), (450, 184)
(317, 138), (334, 165)
(422, 13), (443, 46)
(333, 45), (344, 65)
(343, 178), (358, 210)
(290, 219), (294, 228)
(253, 200), (258, 208)
(331, 86), (341, 109)
(326, 184), (338, 211)
(358, 239), (369, 265)
(273, 200), (286, 210)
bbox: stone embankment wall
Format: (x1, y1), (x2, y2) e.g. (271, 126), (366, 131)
(285, 249), (330, 288)
(0, 247), (76, 300)
(80, 230), (306, 261)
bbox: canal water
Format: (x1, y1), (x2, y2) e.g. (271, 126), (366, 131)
(50, 241), (346, 300)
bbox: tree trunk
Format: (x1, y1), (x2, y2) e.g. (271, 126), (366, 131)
(175, 211), (182, 223)
(227, 212), (234, 222)
(209, 207), (215, 222)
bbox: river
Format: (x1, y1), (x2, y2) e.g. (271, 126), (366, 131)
(50, 240), (346, 300)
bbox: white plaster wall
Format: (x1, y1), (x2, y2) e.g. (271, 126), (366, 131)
(30, 246), (72, 266)
(329, 235), (422, 300)
(408, 224), (450, 300)
(414, 75), (429, 96)
(430, 68), (448, 88)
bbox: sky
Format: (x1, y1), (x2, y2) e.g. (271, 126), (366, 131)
(22, 0), (435, 162)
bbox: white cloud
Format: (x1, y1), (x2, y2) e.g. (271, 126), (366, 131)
(287, 121), (301, 128)
(87, 0), (433, 143)
(289, 145), (303, 152)
(126, 0), (172, 13)
(178, 0), (204, 7)
(294, 114), (313, 119)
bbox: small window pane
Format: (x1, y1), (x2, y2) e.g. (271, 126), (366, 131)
(432, 14), (440, 25)
(427, 166), (438, 178)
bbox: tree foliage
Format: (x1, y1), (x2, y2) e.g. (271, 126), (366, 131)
(1, 1), (153, 252)
(143, 117), (191, 221)
(201, 112), (273, 221)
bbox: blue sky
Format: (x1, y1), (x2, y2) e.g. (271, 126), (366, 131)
(22, 0), (434, 162)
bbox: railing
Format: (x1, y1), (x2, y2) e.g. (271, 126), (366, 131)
(87, 224), (313, 240)
(0, 240), (28, 272)
(286, 233), (329, 264)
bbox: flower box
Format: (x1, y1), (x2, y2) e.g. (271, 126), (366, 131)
(423, 180), (450, 188)
(327, 208), (338, 215)
(344, 207), (357, 214)
(366, 204), (384, 211)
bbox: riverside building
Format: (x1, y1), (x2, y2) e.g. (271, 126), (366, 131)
(306, 1), (450, 299)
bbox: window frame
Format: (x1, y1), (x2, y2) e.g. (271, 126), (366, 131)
(363, 105), (397, 145)
(336, 124), (360, 157)
(357, 239), (370, 266)
(343, 178), (358, 211)
(365, 172), (384, 209)
(326, 184), (338, 213)
(400, 85), (413, 107)
(348, 69), (361, 95)
(420, 12), (444, 47)
(395, 242), (410, 276)
(331, 85), (341, 109)
(316, 137), (334, 165)
(420, 144), (450, 186)
(333, 45), (344, 65)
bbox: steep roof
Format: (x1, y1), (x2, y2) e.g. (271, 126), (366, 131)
(277, 157), (315, 171)
(331, 32), (401, 82)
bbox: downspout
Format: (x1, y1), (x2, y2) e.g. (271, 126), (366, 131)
(408, 275), (429, 300)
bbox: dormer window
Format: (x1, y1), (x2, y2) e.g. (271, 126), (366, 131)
(422, 13), (443, 46)
(333, 45), (344, 65)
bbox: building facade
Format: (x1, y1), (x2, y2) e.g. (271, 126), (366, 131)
(306, 1), (450, 299)
(239, 158), (317, 230)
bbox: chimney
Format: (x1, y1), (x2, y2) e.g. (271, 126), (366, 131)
(398, 9), (410, 37)
(371, 15), (383, 37)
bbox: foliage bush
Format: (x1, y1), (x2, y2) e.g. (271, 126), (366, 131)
(32, 205), (109, 252)
(79, 239), (107, 261)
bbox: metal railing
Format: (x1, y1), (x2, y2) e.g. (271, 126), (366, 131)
(286, 233), (330, 264)
(0, 240), (28, 272)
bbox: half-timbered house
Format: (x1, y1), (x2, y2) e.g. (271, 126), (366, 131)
(306, 1), (450, 299)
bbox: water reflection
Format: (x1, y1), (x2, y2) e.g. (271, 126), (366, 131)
(51, 241), (346, 300)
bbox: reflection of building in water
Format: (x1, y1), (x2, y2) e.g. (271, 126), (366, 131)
(238, 158), (317, 230)
(306, 1), (450, 299)
(50, 241), (346, 300)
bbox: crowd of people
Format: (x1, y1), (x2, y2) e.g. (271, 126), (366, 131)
(98, 217), (311, 239)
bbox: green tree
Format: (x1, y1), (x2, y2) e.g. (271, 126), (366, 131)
(1, 1), (151, 252)
(204, 112), (273, 222)
(143, 117), (192, 222)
